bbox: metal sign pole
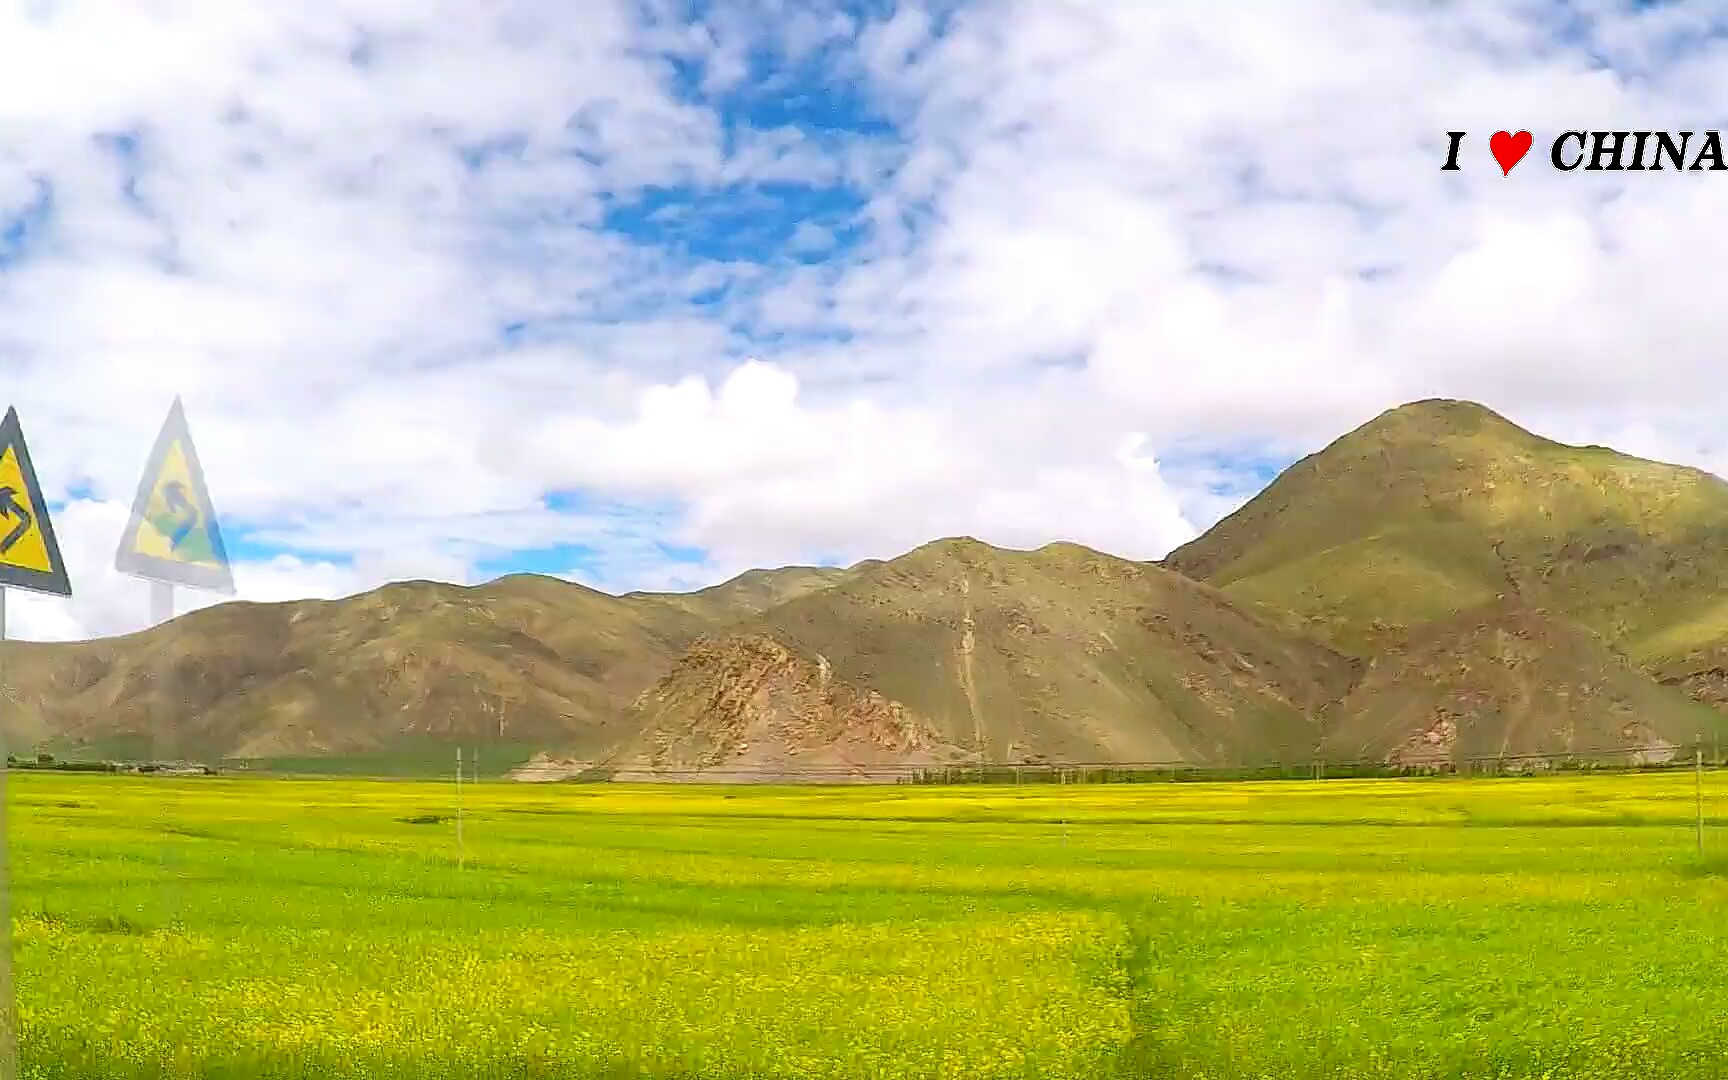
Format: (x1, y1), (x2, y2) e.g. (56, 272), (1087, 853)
(0, 406), (75, 1080)
(152, 582), (173, 768)
(150, 582), (173, 628)
(0, 587), (16, 1080)
(151, 581), (177, 928)
(118, 400), (233, 937)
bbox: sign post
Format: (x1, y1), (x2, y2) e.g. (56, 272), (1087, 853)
(0, 406), (75, 1080)
(114, 395), (236, 756)
(114, 398), (234, 932)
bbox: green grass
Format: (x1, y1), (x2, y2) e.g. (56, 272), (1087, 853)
(11, 772), (1728, 1078)
(222, 738), (547, 779)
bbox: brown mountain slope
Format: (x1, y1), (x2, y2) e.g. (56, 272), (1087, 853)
(13, 397), (1728, 775)
(673, 538), (1361, 767)
(605, 635), (974, 781)
(4, 538), (1355, 771)
(1163, 398), (1728, 664)
(630, 565), (854, 622)
(1323, 600), (1727, 765)
(0, 574), (721, 761)
(1652, 645), (1728, 714)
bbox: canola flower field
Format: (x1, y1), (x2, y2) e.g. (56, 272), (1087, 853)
(10, 771), (1728, 1079)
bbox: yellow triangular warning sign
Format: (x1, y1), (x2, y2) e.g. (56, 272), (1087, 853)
(115, 398), (234, 594)
(0, 407), (72, 598)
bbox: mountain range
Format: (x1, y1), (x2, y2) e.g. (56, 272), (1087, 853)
(8, 398), (1728, 779)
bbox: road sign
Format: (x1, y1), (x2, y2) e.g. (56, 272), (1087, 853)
(0, 407), (71, 598)
(114, 398), (234, 594)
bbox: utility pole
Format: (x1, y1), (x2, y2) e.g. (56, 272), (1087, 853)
(1697, 738), (1705, 859)
(455, 746), (464, 870)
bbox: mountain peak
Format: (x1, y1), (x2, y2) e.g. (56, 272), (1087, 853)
(1166, 395), (1728, 661)
(1385, 397), (1499, 418)
(900, 536), (1006, 564)
(1353, 398), (1539, 446)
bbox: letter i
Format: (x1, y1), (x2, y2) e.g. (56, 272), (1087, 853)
(1441, 132), (1465, 171)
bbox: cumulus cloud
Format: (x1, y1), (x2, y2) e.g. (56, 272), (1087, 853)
(6, 0), (1728, 638)
(511, 358), (1198, 570)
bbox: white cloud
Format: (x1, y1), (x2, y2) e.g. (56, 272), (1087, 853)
(9, 1), (1728, 636)
(511, 357), (1200, 571)
(814, 0), (1728, 443)
(3, 499), (150, 642)
(626, 1), (1728, 578)
(0, 0), (749, 637)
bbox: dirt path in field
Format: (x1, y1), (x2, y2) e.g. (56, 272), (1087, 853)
(1105, 923), (1169, 1077)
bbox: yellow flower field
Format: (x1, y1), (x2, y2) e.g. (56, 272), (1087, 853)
(9, 772), (1728, 1077)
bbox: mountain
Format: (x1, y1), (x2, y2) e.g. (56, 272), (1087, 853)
(0, 537), (1356, 771)
(8, 396), (1728, 776)
(609, 539), (1358, 770)
(1164, 398), (1728, 664)
(630, 566), (854, 622)
(1165, 397), (1728, 760)
(1322, 599), (1721, 765)
(0, 575), (712, 762)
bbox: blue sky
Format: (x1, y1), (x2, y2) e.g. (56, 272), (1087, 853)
(6, 0), (1728, 639)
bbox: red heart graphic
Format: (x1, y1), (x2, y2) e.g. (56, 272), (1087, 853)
(1489, 130), (1533, 175)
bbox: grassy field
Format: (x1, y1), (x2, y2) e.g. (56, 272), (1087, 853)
(9, 772), (1728, 1078)
(219, 739), (548, 779)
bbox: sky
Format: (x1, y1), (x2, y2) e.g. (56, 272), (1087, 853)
(5, 0), (1728, 641)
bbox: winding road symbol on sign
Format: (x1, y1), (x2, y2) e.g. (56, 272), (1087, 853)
(114, 397), (233, 595)
(0, 485), (32, 554)
(162, 481), (199, 549)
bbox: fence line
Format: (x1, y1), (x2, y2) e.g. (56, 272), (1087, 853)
(591, 743), (1727, 784)
(9, 743), (1723, 785)
(901, 749), (1716, 786)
